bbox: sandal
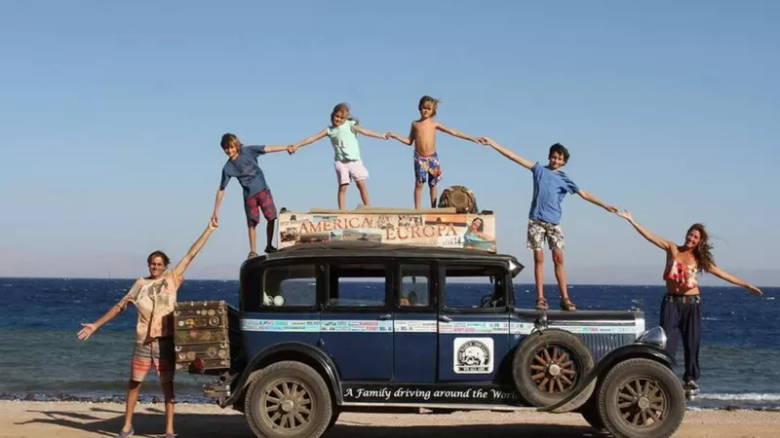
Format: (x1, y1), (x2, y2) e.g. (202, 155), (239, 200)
(535, 297), (548, 311)
(115, 428), (134, 438)
(247, 251), (259, 259)
(560, 298), (577, 311)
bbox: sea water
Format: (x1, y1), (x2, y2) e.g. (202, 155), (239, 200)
(0, 278), (777, 410)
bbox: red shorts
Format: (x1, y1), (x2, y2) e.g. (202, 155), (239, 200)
(245, 188), (277, 227)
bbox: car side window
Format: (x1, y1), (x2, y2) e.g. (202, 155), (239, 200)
(443, 264), (507, 310)
(328, 263), (387, 307)
(399, 264), (431, 307)
(262, 264), (317, 307)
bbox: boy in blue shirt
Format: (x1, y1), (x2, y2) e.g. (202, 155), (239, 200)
(211, 133), (294, 259)
(478, 137), (619, 311)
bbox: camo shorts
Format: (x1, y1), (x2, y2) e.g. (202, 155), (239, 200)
(527, 219), (565, 251)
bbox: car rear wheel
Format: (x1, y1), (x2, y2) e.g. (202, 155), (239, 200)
(597, 358), (686, 438)
(512, 329), (594, 407)
(244, 361), (333, 438)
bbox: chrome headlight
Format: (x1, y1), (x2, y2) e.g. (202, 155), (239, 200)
(635, 326), (667, 349)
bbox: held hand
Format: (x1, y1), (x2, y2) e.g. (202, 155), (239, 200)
(384, 132), (395, 140)
(745, 284), (763, 296)
(77, 323), (97, 341)
(605, 205), (619, 213)
(615, 209), (633, 221)
(476, 137), (493, 146)
(286, 145), (296, 155)
(209, 216), (219, 229)
(382, 133), (390, 140)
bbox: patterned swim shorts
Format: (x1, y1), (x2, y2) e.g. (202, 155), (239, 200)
(414, 151), (442, 187)
(131, 337), (175, 383)
(527, 219), (565, 251)
(245, 188), (278, 227)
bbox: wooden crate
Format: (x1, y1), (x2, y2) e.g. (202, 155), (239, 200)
(173, 300), (241, 374)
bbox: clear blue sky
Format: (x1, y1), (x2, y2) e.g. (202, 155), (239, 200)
(1, 1), (778, 284)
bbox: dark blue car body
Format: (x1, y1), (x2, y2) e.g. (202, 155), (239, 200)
(195, 241), (684, 438)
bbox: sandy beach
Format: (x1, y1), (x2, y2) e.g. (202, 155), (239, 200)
(2, 400), (779, 438)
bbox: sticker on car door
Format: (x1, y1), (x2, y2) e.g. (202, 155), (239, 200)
(454, 337), (494, 374)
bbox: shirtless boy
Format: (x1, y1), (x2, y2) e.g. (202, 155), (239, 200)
(387, 96), (479, 209)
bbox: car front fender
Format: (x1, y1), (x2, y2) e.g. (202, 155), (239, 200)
(537, 343), (674, 414)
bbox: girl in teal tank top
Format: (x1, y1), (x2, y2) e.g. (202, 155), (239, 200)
(288, 102), (390, 209)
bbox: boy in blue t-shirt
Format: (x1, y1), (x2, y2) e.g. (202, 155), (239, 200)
(211, 133), (294, 259)
(478, 137), (619, 311)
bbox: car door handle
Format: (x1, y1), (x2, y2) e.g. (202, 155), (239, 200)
(439, 315), (452, 322)
(378, 314), (392, 320)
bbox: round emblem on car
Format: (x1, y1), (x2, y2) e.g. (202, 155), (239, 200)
(456, 339), (491, 373)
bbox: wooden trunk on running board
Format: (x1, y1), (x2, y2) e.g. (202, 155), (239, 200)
(173, 300), (242, 375)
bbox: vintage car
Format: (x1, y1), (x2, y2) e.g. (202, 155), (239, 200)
(173, 207), (686, 438)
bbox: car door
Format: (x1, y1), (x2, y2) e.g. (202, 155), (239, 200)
(238, 259), (321, 357)
(437, 261), (511, 382)
(319, 259), (394, 380)
(393, 261), (438, 382)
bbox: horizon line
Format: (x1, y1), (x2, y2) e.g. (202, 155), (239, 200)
(0, 275), (774, 289)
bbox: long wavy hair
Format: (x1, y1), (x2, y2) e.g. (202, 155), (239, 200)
(688, 223), (715, 273)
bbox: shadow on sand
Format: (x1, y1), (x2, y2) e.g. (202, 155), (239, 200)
(17, 406), (610, 438)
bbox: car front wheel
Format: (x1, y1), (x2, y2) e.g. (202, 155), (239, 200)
(597, 358), (685, 438)
(244, 360), (334, 438)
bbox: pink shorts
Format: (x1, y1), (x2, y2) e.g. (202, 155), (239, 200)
(334, 160), (369, 185)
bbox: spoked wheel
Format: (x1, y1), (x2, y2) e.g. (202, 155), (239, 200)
(617, 377), (667, 426)
(597, 358), (686, 438)
(261, 379), (313, 430)
(531, 344), (579, 394)
(513, 329), (594, 406)
(244, 361), (333, 438)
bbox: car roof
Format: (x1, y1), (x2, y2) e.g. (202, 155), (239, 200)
(242, 241), (521, 267)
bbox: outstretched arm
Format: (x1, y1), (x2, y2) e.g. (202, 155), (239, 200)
(77, 279), (141, 340)
(436, 122), (478, 143)
(353, 125), (388, 140)
(709, 265), (763, 296)
(477, 137), (535, 170)
(578, 189), (618, 213)
(211, 186), (226, 225)
(387, 124), (414, 146)
(264, 144), (296, 153)
(171, 219), (219, 281)
(291, 130), (328, 151)
(616, 210), (673, 251)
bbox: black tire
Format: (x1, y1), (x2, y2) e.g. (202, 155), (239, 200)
(581, 399), (605, 430)
(597, 358), (686, 438)
(327, 409), (340, 430)
(512, 329), (594, 407)
(244, 361), (334, 438)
